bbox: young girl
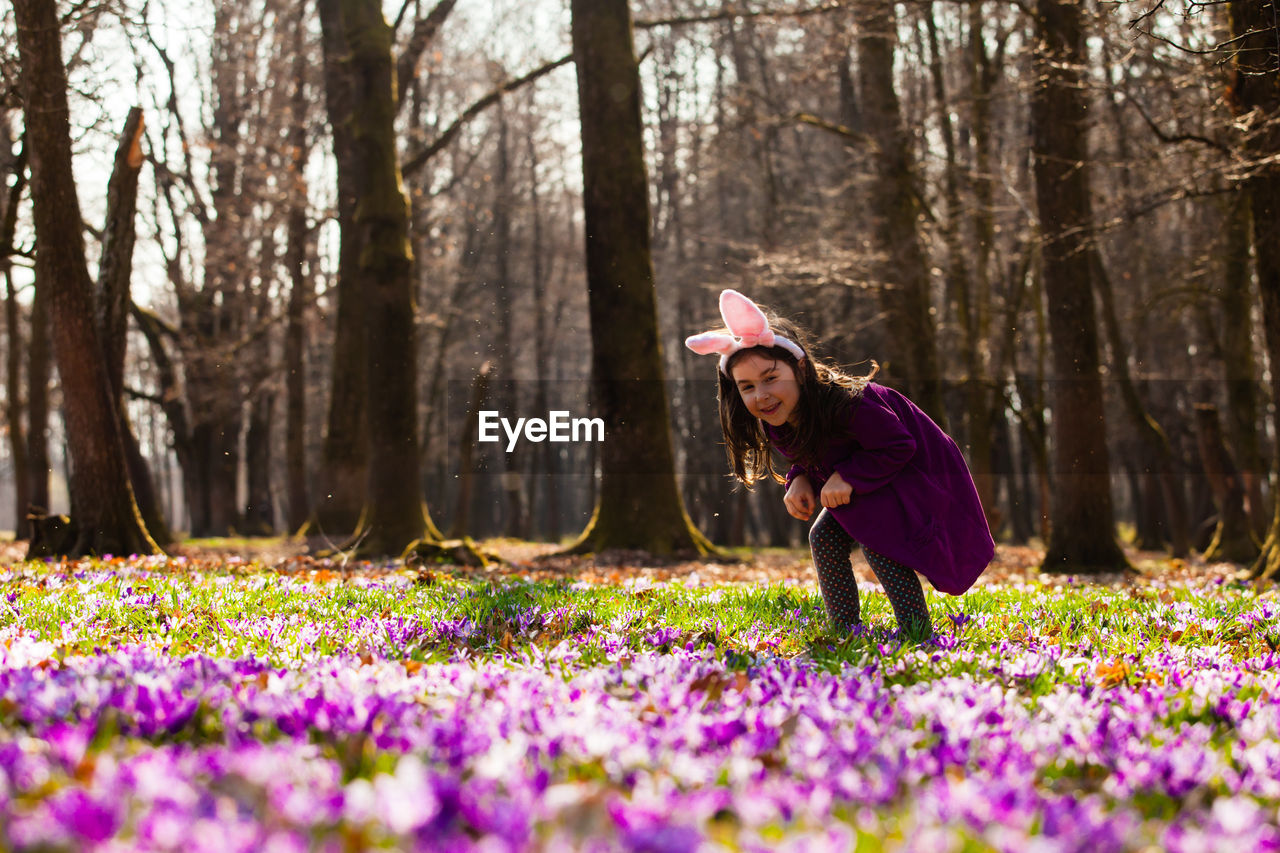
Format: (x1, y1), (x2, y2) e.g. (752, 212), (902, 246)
(686, 289), (994, 636)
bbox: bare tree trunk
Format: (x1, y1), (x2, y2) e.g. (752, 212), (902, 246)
(284, 197), (311, 533)
(1031, 0), (1128, 572)
(926, 3), (995, 528)
(1091, 39), (1192, 557)
(338, 0), (440, 557)
(284, 7), (312, 535)
(97, 108), (145, 403)
(14, 0), (157, 557)
(243, 387), (275, 535)
(967, 5), (1008, 528)
(1014, 370), (1052, 543)
(1, 131), (28, 533)
(394, 0), (459, 109)
(96, 107), (174, 546)
(27, 267), (50, 513)
(1219, 192), (1267, 537)
(1233, 2), (1280, 582)
(183, 2), (250, 539)
(724, 16), (778, 244)
(491, 104), (528, 539)
(526, 128), (562, 543)
(451, 363), (490, 538)
(565, 0), (713, 556)
(315, 0), (369, 537)
(241, 200), (278, 536)
(132, 304), (196, 535)
(855, 0), (947, 426)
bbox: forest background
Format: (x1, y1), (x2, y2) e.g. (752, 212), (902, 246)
(2, 0), (1279, 575)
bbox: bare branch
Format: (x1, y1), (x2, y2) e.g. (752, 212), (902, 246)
(1120, 88), (1232, 153)
(1126, 0), (1166, 32)
(392, 0), (414, 35)
(402, 53), (573, 177)
(790, 111), (879, 150)
(635, 2), (844, 29)
(131, 300), (180, 339)
(142, 8), (211, 226)
(396, 0), (459, 111)
(124, 386), (166, 406)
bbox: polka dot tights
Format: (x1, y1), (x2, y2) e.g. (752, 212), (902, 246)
(808, 508), (932, 634)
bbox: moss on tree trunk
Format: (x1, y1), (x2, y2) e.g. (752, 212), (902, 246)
(566, 0), (717, 558)
(1231, 3), (1280, 582)
(14, 0), (158, 558)
(315, 0), (370, 537)
(337, 0), (441, 558)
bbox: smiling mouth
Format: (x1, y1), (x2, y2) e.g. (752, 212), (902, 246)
(760, 403), (780, 415)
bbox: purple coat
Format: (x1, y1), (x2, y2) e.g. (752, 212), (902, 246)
(765, 382), (994, 595)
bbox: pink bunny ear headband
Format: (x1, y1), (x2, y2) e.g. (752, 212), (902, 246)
(684, 289), (806, 375)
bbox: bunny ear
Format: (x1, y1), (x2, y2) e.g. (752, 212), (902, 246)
(685, 331), (737, 356)
(719, 289), (769, 339)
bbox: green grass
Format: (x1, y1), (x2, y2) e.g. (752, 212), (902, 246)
(3, 555), (1275, 677)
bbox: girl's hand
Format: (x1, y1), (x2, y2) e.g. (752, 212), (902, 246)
(820, 471), (853, 508)
(784, 475), (816, 521)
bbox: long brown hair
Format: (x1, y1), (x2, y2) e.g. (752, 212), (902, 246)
(713, 313), (878, 487)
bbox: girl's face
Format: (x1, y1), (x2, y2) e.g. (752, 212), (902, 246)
(730, 352), (803, 427)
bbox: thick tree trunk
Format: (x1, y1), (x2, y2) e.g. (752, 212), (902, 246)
(97, 107), (174, 546)
(284, 5), (311, 535)
(855, 0), (947, 427)
(181, 295), (241, 538)
(338, 0), (440, 557)
(97, 108), (144, 402)
(315, 0), (369, 536)
(566, 0), (713, 556)
(284, 198), (310, 535)
(1031, 0), (1128, 572)
(241, 229), (277, 537)
(14, 0), (157, 557)
(1233, 3), (1280, 582)
(189, 412), (240, 537)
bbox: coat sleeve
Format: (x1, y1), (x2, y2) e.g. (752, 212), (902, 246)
(784, 463), (806, 491)
(831, 394), (917, 494)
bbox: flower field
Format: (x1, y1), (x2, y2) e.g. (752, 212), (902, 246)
(1, 549), (1278, 851)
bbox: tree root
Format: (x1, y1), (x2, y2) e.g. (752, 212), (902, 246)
(402, 537), (504, 568)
